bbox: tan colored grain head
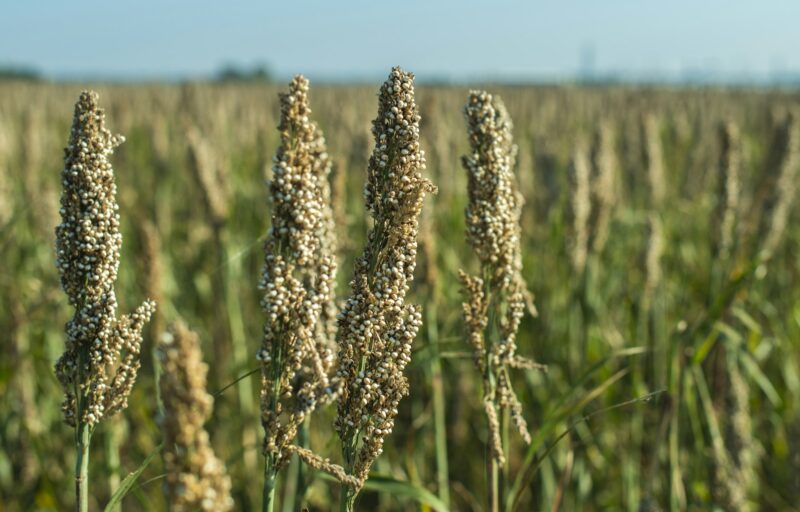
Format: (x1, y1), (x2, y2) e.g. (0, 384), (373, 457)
(159, 322), (234, 512)
(54, 91), (155, 428)
(459, 90), (545, 465)
(334, 67), (436, 488)
(259, 75), (339, 470)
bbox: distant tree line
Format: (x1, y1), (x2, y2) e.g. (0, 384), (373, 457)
(0, 66), (41, 81)
(214, 64), (272, 83)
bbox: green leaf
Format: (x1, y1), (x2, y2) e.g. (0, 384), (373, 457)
(506, 348), (646, 512)
(361, 474), (449, 512)
(731, 307), (761, 336)
(739, 352), (781, 406)
(691, 328), (720, 365)
(715, 321), (743, 346)
(104, 446), (160, 512)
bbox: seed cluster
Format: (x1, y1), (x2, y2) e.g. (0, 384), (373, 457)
(571, 141), (592, 274)
(334, 67), (436, 488)
(711, 121), (741, 265)
(259, 75), (339, 468)
(590, 122), (618, 254)
(643, 114), (666, 208)
(642, 213), (664, 313)
(159, 322), (234, 512)
(186, 126), (229, 229)
(54, 91), (155, 428)
(759, 114), (799, 261)
(459, 91), (543, 465)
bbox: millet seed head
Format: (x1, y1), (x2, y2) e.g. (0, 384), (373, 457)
(335, 67), (436, 487)
(54, 91), (155, 428)
(159, 322), (234, 512)
(259, 75), (339, 469)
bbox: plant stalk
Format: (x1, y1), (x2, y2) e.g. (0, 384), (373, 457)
(105, 419), (123, 512)
(340, 486), (358, 512)
(75, 420), (91, 512)
(489, 452), (500, 512)
(340, 436), (359, 512)
(263, 455), (277, 512)
(427, 305), (451, 508)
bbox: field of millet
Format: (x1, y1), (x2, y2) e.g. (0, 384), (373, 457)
(1, 75), (799, 511)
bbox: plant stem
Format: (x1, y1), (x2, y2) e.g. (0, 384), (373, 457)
(483, 268), (501, 512)
(105, 419), (123, 512)
(340, 485), (357, 512)
(489, 452), (500, 512)
(427, 305), (451, 508)
(340, 436), (359, 512)
(75, 419), (91, 512)
(263, 455), (277, 512)
(499, 407), (509, 501)
(282, 421), (309, 512)
(224, 239), (258, 508)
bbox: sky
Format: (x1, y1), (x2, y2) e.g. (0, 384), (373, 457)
(2, 0), (799, 84)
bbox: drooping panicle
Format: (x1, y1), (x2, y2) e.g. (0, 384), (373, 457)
(259, 75), (339, 470)
(570, 141), (592, 275)
(642, 213), (664, 315)
(54, 91), (155, 428)
(643, 114), (666, 208)
(590, 122), (618, 254)
(159, 322), (234, 512)
(458, 91), (544, 466)
(712, 121), (741, 265)
(334, 67), (436, 489)
(758, 113), (799, 261)
(186, 126), (229, 229)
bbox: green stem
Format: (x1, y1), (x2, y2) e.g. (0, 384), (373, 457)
(340, 436), (360, 512)
(427, 305), (450, 508)
(281, 445), (300, 512)
(482, 266), (501, 512)
(282, 421), (310, 512)
(489, 453), (500, 512)
(105, 420), (123, 512)
(499, 407), (509, 501)
(76, 420), (91, 512)
(263, 455), (277, 512)
(340, 485), (358, 512)
(262, 330), (285, 512)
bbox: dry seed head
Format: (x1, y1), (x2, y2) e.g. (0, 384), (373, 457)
(759, 113), (799, 262)
(725, 358), (759, 506)
(590, 122), (618, 253)
(711, 357), (758, 511)
(642, 214), (664, 314)
(459, 91), (543, 464)
(570, 140), (592, 274)
(462, 91), (523, 288)
(260, 75), (339, 468)
(334, 67), (436, 487)
(0, 111), (11, 226)
(0, 159), (10, 228)
(159, 322), (234, 512)
(713, 121), (741, 264)
(643, 114), (666, 208)
(186, 126), (228, 228)
(284, 445), (360, 489)
(54, 91), (155, 427)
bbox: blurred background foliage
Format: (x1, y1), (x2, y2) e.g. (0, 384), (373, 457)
(0, 80), (799, 511)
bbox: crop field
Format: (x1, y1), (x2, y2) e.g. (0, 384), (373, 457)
(1, 74), (799, 511)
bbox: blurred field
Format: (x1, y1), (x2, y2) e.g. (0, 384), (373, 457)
(1, 80), (799, 511)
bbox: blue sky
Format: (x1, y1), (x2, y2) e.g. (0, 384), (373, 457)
(2, 1), (799, 83)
